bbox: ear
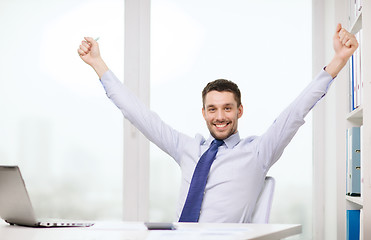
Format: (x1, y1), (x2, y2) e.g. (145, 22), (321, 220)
(202, 107), (206, 120)
(237, 104), (243, 119)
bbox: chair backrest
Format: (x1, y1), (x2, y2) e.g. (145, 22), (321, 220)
(251, 176), (275, 223)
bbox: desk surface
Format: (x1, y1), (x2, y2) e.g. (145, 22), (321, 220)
(0, 221), (301, 240)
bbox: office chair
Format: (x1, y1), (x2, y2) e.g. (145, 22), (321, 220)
(251, 176), (275, 223)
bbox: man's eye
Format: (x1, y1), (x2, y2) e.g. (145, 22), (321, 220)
(225, 107), (231, 111)
(208, 108), (216, 112)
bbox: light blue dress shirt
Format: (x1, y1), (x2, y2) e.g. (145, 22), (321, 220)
(100, 69), (334, 223)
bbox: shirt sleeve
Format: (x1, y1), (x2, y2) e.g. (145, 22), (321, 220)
(256, 69), (335, 172)
(99, 70), (192, 163)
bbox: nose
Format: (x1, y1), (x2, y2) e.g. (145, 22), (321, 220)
(215, 109), (226, 122)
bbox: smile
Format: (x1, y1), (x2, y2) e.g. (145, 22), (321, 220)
(215, 123), (229, 128)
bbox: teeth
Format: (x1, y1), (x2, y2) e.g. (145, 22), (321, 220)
(216, 124), (227, 128)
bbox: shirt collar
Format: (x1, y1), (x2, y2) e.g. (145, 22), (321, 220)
(206, 132), (241, 149)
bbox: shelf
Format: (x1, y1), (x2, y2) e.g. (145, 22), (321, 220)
(350, 11), (362, 34)
(347, 105), (363, 125)
(346, 195), (363, 208)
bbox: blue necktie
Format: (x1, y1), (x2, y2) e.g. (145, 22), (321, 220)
(179, 139), (224, 222)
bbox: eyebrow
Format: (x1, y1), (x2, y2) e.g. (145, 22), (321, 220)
(206, 103), (235, 109)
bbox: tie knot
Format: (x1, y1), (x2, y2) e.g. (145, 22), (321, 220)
(212, 139), (224, 147)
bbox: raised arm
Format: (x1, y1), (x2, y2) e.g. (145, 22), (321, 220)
(256, 24), (358, 171)
(77, 37), (194, 162)
(325, 23), (359, 78)
(77, 37), (109, 78)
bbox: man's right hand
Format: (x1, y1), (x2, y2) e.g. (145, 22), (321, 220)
(77, 37), (108, 78)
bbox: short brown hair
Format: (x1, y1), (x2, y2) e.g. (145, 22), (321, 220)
(202, 79), (241, 108)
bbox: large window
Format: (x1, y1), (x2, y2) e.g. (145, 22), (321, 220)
(0, 0), (124, 220)
(150, 0), (312, 239)
(1, 1), (314, 237)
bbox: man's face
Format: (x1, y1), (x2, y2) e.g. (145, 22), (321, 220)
(202, 90), (243, 140)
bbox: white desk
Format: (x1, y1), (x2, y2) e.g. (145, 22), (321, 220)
(0, 221), (301, 240)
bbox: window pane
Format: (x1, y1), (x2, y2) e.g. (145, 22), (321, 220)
(150, 0), (312, 239)
(0, 0), (124, 220)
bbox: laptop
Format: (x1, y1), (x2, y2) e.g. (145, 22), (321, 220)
(0, 165), (94, 227)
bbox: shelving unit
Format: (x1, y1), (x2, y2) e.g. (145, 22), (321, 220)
(313, 0), (371, 239)
(344, 1), (370, 239)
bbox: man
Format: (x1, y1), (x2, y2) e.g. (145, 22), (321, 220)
(77, 23), (358, 223)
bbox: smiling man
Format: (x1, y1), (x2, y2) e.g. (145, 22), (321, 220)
(78, 23), (358, 223)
